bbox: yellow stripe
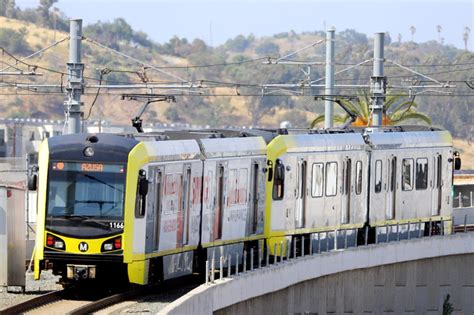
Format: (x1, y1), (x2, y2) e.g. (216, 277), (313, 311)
(131, 245), (198, 260)
(371, 216), (452, 227)
(123, 143), (148, 263)
(201, 234), (265, 248)
(264, 135), (292, 238)
(34, 139), (49, 280)
(268, 223), (365, 237)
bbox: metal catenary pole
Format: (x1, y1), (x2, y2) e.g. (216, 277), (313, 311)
(324, 28), (335, 128)
(370, 32), (386, 126)
(65, 19), (84, 134)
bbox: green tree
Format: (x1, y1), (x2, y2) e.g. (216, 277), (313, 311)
(0, 28), (31, 54)
(225, 34), (250, 52)
(255, 41), (280, 56)
(310, 91), (431, 128)
(38, 0), (57, 27)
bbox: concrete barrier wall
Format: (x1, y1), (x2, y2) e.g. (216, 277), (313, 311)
(160, 233), (474, 314)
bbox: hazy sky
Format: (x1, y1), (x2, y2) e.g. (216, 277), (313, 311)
(15, 0), (474, 49)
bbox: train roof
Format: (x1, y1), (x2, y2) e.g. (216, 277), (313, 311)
(363, 127), (453, 149)
(199, 137), (267, 158)
(131, 129), (267, 159)
(141, 140), (202, 162)
(267, 132), (367, 154)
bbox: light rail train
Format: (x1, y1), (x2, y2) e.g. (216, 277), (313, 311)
(30, 126), (460, 285)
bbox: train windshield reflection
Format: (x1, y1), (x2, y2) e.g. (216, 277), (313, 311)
(46, 162), (126, 219)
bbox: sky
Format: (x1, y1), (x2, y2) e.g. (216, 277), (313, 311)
(14, 0), (474, 49)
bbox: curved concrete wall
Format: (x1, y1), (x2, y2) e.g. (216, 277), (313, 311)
(160, 234), (474, 314)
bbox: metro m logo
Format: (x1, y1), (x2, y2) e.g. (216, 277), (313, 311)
(78, 242), (89, 252)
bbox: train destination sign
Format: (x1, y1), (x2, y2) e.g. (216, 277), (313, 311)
(51, 162), (125, 173)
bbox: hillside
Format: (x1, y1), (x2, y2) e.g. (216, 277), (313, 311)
(0, 15), (472, 142)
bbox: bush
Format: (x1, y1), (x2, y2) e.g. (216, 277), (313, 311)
(255, 41), (280, 56)
(0, 27), (31, 54)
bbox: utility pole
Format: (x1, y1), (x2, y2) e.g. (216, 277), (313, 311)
(65, 19), (84, 134)
(370, 32), (386, 126)
(324, 28), (335, 128)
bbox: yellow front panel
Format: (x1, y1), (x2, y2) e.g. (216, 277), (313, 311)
(44, 231), (123, 255)
(123, 143), (148, 263)
(34, 140), (49, 280)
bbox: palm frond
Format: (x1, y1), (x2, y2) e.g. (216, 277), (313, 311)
(334, 114), (350, 124)
(389, 99), (418, 116)
(339, 98), (359, 116)
(310, 115), (326, 128)
(359, 90), (371, 118)
(391, 111), (432, 125)
(384, 94), (403, 111)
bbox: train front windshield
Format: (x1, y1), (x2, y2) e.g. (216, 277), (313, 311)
(46, 161), (126, 236)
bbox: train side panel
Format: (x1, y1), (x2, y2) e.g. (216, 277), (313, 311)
(366, 130), (454, 233)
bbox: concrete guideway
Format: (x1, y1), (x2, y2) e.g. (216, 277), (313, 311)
(161, 233), (474, 314)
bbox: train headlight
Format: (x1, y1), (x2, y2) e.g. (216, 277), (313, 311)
(45, 233), (66, 251)
(103, 243), (113, 251)
(101, 236), (122, 252)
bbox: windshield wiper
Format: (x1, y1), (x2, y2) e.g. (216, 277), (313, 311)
(63, 214), (111, 230)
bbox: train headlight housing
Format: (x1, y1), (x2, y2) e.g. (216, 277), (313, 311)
(101, 236), (122, 252)
(45, 233), (66, 251)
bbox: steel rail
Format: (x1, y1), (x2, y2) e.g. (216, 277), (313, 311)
(0, 290), (67, 315)
(68, 287), (149, 315)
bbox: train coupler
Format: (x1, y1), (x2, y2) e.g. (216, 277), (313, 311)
(67, 264), (97, 280)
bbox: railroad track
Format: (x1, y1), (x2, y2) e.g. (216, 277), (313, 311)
(0, 285), (139, 315)
(0, 275), (201, 315)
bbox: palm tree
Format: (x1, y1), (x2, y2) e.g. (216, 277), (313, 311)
(436, 25), (442, 43)
(463, 26), (471, 50)
(409, 26), (416, 42)
(310, 91), (432, 128)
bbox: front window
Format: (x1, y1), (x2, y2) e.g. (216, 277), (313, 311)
(46, 161), (126, 237)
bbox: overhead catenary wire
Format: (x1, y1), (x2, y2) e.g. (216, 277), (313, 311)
(84, 37), (190, 84)
(0, 36), (69, 73)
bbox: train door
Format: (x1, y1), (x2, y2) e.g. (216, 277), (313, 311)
(181, 165), (192, 246)
(431, 154), (442, 216)
(386, 156), (396, 219)
(371, 156), (386, 223)
(248, 161), (259, 235)
(214, 164), (225, 240)
(200, 161), (215, 244)
(153, 167), (163, 251)
(295, 159), (307, 229)
(341, 158), (351, 224)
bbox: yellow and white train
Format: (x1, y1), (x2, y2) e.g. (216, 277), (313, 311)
(31, 126), (460, 285)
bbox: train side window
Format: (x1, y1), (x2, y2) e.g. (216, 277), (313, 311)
(227, 169), (238, 206)
(272, 159), (285, 200)
(154, 170), (162, 250)
(135, 170), (148, 218)
(311, 163), (324, 197)
(415, 158), (428, 190)
(325, 162), (338, 197)
(164, 174), (181, 215)
(238, 168), (248, 204)
(355, 161), (363, 195)
(375, 160), (382, 193)
(402, 158), (414, 191)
